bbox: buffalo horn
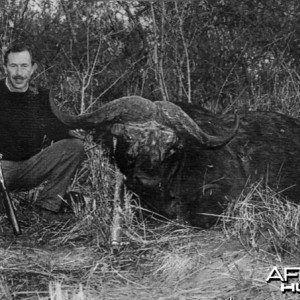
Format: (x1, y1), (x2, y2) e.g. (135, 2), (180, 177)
(50, 95), (239, 147)
(155, 101), (239, 148)
(50, 95), (158, 129)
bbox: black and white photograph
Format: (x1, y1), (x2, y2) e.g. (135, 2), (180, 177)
(0, 1), (299, 299)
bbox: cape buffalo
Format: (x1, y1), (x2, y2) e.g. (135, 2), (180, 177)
(50, 96), (300, 227)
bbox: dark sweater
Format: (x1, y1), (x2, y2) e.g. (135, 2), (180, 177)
(0, 79), (71, 161)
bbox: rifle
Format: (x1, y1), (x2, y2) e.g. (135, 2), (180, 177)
(0, 154), (22, 235)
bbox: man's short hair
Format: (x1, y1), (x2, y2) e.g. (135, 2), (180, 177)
(4, 43), (34, 66)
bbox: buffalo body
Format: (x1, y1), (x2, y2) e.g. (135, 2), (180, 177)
(95, 104), (300, 227)
(51, 96), (300, 227)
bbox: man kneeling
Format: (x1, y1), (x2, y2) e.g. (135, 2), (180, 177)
(0, 43), (85, 221)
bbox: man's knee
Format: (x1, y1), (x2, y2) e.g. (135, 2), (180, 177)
(56, 139), (85, 160)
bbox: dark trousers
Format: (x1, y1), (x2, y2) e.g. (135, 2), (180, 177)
(1, 139), (84, 212)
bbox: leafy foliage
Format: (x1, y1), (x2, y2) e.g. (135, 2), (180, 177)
(1, 0), (300, 113)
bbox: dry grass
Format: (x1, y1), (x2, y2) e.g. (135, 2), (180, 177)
(0, 141), (299, 299)
(230, 61), (300, 119)
(221, 181), (300, 299)
(222, 180), (300, 261)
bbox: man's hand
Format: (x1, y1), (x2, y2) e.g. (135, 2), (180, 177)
(68, 130), (85, 140)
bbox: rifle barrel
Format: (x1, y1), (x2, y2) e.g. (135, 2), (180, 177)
(0, 155), (22, 235)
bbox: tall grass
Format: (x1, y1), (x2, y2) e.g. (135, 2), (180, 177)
(222, 180), (300, 260)
(231, 62), (300, 118)
(52, 138), (140, 248)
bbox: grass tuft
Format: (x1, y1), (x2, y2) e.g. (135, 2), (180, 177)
(222, 180), (300, 260)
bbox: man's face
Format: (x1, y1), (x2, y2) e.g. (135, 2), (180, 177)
(4, 50), (36, 92)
